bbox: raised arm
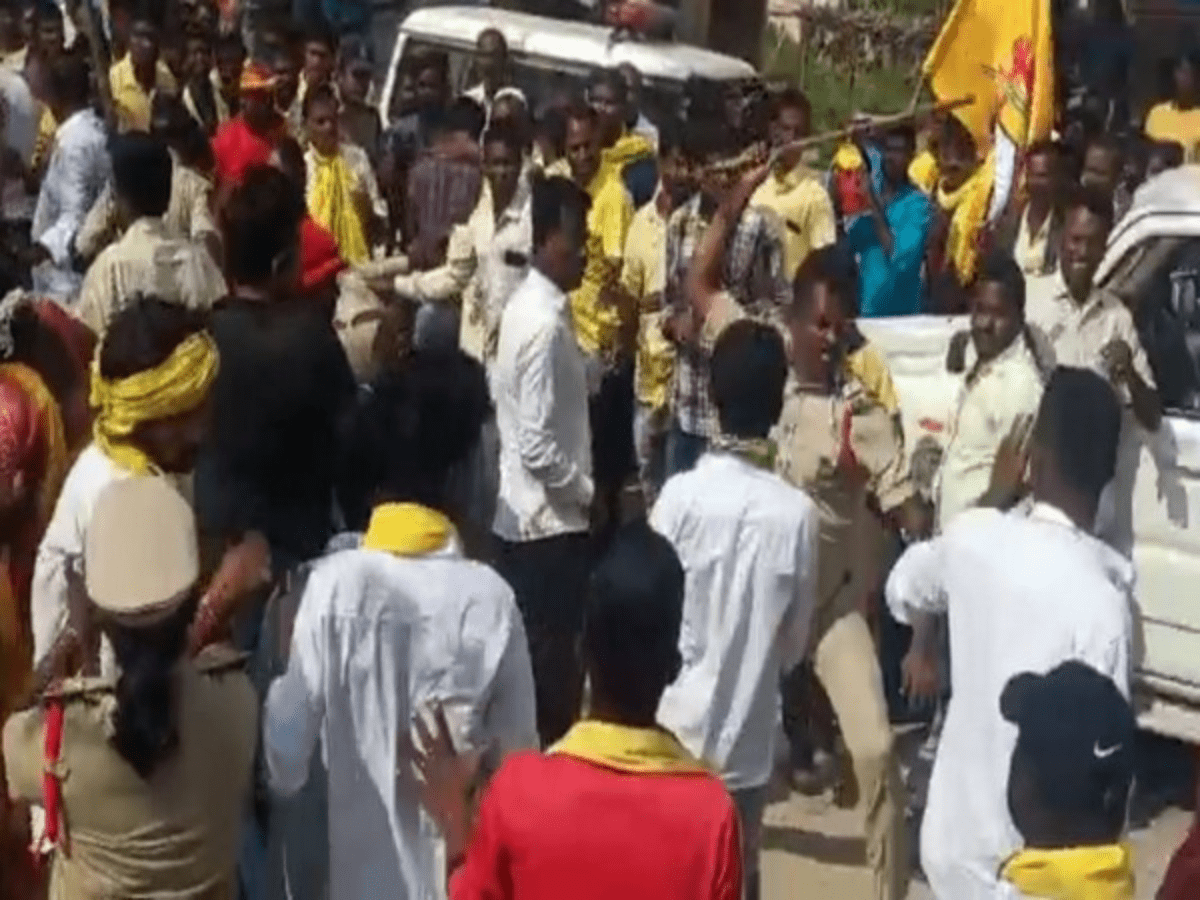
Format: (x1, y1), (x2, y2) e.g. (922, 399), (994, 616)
(683, 163), (772, 326)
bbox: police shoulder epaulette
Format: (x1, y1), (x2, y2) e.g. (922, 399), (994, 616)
(41, 675), (115, 704)
(194, 644), (251, 676)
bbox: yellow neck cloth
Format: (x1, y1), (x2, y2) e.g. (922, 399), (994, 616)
(361, 502), (455, 556)
(1001, 843), (1134, 900)
(936, 149), (996, 285)
(90, 332), (219, 475)
(601, 130), (655, 171)
(549, 720), (710, 776)
(309, 147), (370, 265)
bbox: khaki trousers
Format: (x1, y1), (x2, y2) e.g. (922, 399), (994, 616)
(811, 606), (909, 900)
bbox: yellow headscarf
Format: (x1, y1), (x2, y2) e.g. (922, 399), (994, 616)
(90, 332), (219, 474)
(308, 148), (370, 265)
(936, 148), (996, 285)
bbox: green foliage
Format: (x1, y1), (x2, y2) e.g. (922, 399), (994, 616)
(762, 24), (923, 161)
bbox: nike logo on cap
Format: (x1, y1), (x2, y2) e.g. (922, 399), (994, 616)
(1094, 741), (1122, 759)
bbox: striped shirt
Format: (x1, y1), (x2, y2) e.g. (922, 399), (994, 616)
(405, 147), (482, 266)
(665, 194), (790, 437)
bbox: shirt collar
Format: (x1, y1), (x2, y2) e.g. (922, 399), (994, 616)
(527, 266), (568, 312)
(1053, 270), (1121, 322)
(123, 216), (170, 242)
(1027, 501), (1080, 531)
(1022, 204), (1054, 242)
(497, 171), (531, 225)
(966, 331), (1033, 385)
(773, 161), (816, 191)
(57, 106), (95, 138)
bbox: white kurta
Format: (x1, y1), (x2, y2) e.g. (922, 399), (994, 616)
(886, 503), (1134, 900)
(651, 452), (819, 792)
(262, 537), (538, 900)
(31, 444), (128, 673)
(31, 444), (192, 677)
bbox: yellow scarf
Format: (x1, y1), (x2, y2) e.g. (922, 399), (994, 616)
(1002, 844), (1134, 900)
(550, 720), (710, 776)
(601, 130), (655, 174)
(845, 342), (899, 414)
(90, 332), (219, 474)
(308, 148), (370, 265)
(909, 149), (939, 194)
(361, 502), (455, 556)
(936, 148), (996, 285)
(832, 146), (939, 195)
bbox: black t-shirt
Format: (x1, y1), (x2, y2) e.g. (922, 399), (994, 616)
(195, 295), (357, 570)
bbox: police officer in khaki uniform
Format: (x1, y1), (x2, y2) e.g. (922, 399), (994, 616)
(684, 160), (929, 900)
(3, 477), (257, 900)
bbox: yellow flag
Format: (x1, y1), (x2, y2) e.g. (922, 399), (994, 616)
(922, 0), (1055, 149)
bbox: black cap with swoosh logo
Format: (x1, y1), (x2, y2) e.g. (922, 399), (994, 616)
(1001, 660), (1136, 819)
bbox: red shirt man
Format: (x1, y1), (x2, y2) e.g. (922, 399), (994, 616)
(212, 63), (285, 186)
(451, 723), (741, 900)
(416, 523), (743, 900)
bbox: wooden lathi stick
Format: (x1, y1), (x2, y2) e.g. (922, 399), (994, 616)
(769, 94), (975, 163)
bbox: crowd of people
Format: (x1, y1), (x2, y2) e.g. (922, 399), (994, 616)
(0, 0), (1194, 898)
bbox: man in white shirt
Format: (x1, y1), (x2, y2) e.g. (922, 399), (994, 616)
(31, 53), (111, 304)
(394, 123), (532, 540)
(76, 133), (225, 338)
(886, 366), (1134, 900)
(652, 318), (819, 900)
(938, 251), (1045, 531)
(491, 174), (593, 746)
(263, 349), (538, 900)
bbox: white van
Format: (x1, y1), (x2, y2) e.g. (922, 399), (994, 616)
(860, 165), (1200, 742)
(377, 5), (758, 127)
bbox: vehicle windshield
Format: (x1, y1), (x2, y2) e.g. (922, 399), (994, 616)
(389, 38), (753, 128)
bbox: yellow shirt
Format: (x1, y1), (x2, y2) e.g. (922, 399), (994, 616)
(570, 169), (633, 358)
(1145, 101), (1200, 161)
(750, 163), (835, 280)
(110, 55), (177, 133)
(620, 194), (674, 411)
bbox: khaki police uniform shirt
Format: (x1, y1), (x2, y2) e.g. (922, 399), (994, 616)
(2, 650), (258, 900)
(702, 291), (913, 637)
(76, 216), (227, 339)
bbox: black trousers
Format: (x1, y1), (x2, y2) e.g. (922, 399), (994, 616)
(495, 532), (594, 747)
